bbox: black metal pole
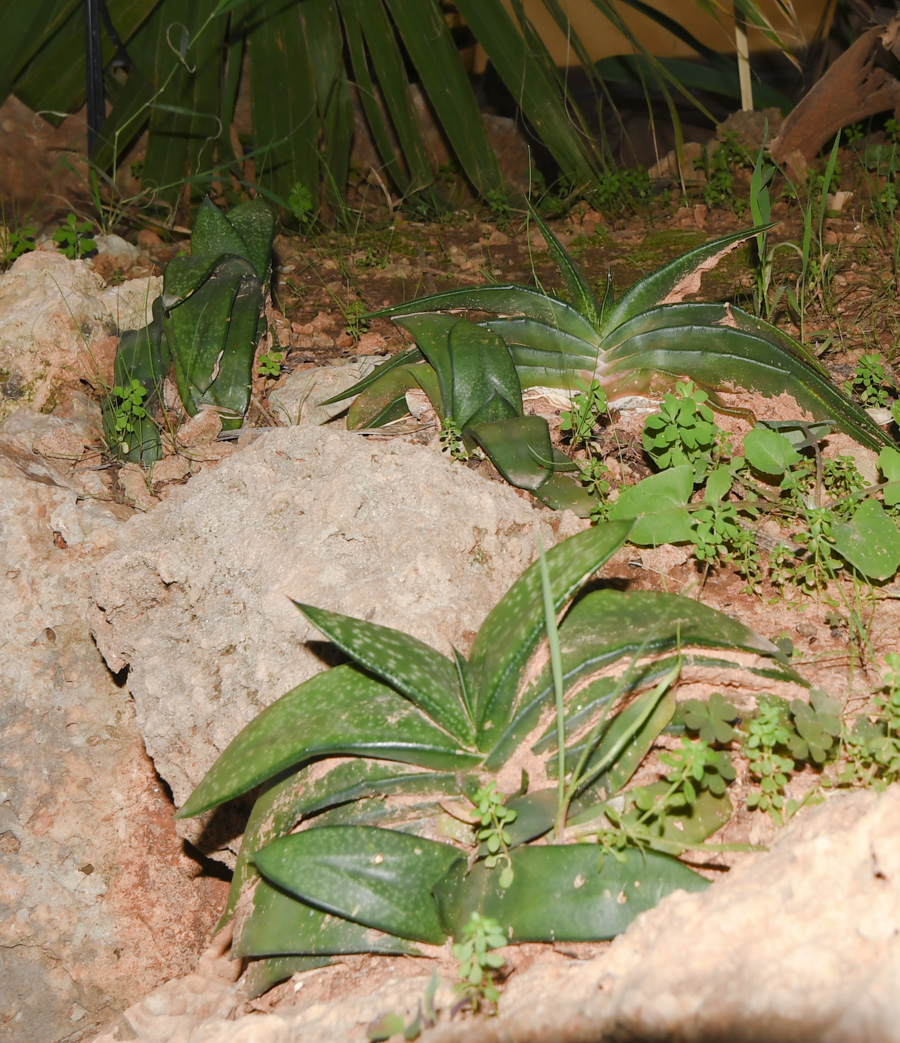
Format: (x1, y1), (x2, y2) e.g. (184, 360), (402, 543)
(84, 0), (105, 154)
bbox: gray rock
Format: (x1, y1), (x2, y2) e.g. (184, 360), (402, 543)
(89, 424), (585, 854)
(92, 788), (900, 1043)
(267, 359), (378, 428)
(0, 443), (227, 1043)
(0, 251), (159, 421)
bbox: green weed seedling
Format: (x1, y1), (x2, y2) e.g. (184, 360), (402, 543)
(641, 379), (724, 481)
(560, 378), (609, 448)
(288, 182), (315, 229)
(845, 353), (894, 408)
(838, 654), (900, 790)
(107, 378), (150, 458)
(740, 691), (841, 825)
(53, 213), (96, 260)
(452, 913), (507, 1011)
(342, 299), (370, 340)
(470, 782), (516, 889)
(1, 224), (36, 265)
(257, 350), (284, 379)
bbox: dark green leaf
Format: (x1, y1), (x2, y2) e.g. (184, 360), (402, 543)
(177, 665), (480, 818)
(372, 285), (599, 344)
(234, 877), (418, 957)
(436, 845), (707, 941)
(244, 955), (332, 1001)
(393, 314), (522, 428)
(831, 500), (900, 581)
(469, 522), (632, 750)
(296, 603), (474, 743)
(465, 416), (554, 492)
(253, 826), (465, 944)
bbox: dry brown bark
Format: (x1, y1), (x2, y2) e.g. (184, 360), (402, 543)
(770, 16), (900, 177)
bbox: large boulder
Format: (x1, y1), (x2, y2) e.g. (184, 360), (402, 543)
(0, 439), (227, 1043)
(89, 424), (585, 855)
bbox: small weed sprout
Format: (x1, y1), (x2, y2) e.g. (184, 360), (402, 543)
(108, 378), (150, 455)
(838, 654), (900, 790)
(439, 418), (472, 460)
(642, 380), (722, 480)
(845, 353), (894, 408)
(343, 299), (370, 340)
(1, 224), (36, 265)
(288, 182), (315, 229)
(560, 379), (608, 448)
(470, 782), (516, 889)
(53, 213), (97, 260)
(257, 351), (284, 378)
(452, 913), (507, 1010)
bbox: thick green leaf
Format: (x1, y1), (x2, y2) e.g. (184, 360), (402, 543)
(489, 586), (789, 770)
(565, 691), (677, 799)
(321, 347), (424, 407)
(222, 761), (458, 928)
(371, 286), (599, 344)
(608, 465), (694, 545)
(562, 588), (786, 663)
(831, 500), (900, 581)
(601, 318), (891, 452)
(469, 522), (632, 749)
(393, 315), (522, 428)
(345, 363), (429, 429)
(465, 416), (555, 493)
(533, 471), (602, 517)
(527, 208), (602, 329)
(602, 228), (766, 332)
(166, 256), (262, 425)
(879, 447), (900, 508)
(435, 845), (707, 941)
(235, 877), (418, 957)
(253, 826), (465, 944)
(177, 665), (480, 818)
(244, 956), (331, 1001)
(191, 197), (275, 283)
(103, 295), (170, 464)
(481, 318), (599, 389)
(502, 788), (558, 847)
(295, 603), (474, 743)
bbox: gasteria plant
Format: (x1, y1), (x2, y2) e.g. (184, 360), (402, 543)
(327, 214), (892, 508)
(178, 524), (802, 997)
(102, 196), (275, 463)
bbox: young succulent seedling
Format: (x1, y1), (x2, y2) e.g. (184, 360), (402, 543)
(177, 524), (802, 997)
(103, 198), (276, 463)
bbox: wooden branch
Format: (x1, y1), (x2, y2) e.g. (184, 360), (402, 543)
(770, 20), (900, 178)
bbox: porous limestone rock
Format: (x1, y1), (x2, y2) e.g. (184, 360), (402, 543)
(89, 423), (585, 856)
(0, 250), (159, 421)
(267, 358), (379, 428)
(0, 440), (228, 1043)
(90, 787), (900, 1043)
